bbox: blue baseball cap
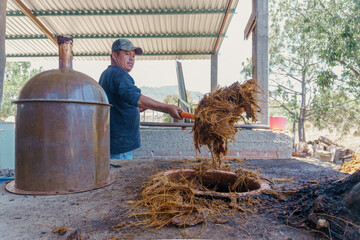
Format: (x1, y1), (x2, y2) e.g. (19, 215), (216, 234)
(111, 39), (143, 55)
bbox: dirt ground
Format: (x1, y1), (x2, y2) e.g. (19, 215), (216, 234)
(0, 158), (348, 240)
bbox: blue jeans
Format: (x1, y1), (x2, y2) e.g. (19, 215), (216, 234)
(110, 151), (133, 159)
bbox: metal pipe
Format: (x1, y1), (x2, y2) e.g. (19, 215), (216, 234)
(57, 35), (73, 71)
(140, 122), (270, 129)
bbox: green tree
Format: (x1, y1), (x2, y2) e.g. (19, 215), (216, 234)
(310, 89), (360, 134)
(162, 94), (179, 122)
(308, 0), (360, 82)
(242, 0), (360, 142)
(0, 62), (43, 119)
(162, 92), (198, 122)
(305, 0), (360, 135)
(264, 0), (330, 142)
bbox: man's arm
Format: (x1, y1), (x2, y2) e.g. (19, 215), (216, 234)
(137, 95), (182, 119)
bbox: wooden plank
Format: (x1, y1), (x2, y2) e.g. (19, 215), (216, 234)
(13, 0), (57, 46)
(212, 0), (233, 54)
(318, 136), (341, 147)
(244, 11), (257, 40)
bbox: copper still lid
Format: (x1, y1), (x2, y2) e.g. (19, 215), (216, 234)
(15, 35), (109, 106)
(15, 70), (110, 105)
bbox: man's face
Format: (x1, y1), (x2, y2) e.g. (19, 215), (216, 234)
(112, 50), (135, 72)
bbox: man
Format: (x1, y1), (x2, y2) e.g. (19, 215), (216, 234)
(99, 39), (182, 159)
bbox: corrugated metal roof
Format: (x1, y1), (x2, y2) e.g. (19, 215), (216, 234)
(5, 0), (239, 61)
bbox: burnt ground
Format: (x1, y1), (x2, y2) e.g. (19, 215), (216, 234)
(0, 158), (352, 240)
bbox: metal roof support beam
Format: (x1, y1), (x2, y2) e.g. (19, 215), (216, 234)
(12, 0), (57, 46)
(252, 0), (269, 125)
(6, 52), (212, 58)
(0, 0), (7, 112)
(7, 8), (236, 17)
(212, 0), (233, 54)
(6, 33), (224, 40)
(210, 54), (218, 92)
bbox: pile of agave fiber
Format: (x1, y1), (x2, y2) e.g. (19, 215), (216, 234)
(118, 80), (263, 235)
(127, 162), (261, 236)
(192, 79), (261, 166)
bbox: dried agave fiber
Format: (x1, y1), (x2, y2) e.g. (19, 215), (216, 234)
(129, 162), (260, 232)
(192, 79), (261, 165)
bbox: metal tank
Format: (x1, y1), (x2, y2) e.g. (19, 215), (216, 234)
(6, 35), (114, 195)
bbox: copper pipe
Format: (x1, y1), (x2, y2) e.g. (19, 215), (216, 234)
(57, 35), (73, 71)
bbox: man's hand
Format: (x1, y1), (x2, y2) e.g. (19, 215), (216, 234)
(138, 95), (182, 119)
(167, 105), (182, 119)
(139, 107), (147, 112)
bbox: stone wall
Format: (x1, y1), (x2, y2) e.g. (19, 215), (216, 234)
(134, 127), (292, 160)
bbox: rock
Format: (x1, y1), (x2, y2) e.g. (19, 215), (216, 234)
(343, 182), (360, 214)
(315, 150), (332, 162)
(307, 144), (314, 157)
(316, 219), (329, 229)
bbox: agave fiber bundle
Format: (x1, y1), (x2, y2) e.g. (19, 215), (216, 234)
(192, 79), (261, 166)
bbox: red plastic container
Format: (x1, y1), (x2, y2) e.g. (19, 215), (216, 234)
(269, 116), (287, 131)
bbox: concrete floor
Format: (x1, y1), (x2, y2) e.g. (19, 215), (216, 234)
(0, 158), (347, 240)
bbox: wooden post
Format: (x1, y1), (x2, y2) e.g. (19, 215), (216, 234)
(211, 54), (218, 92)
(252, 0), (269, 125)
(0, 0), (7, 112)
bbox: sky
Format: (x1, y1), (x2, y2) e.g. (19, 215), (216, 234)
(32, 2), (252, 94)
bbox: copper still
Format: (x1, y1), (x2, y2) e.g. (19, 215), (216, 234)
(6, 35), (114, 195)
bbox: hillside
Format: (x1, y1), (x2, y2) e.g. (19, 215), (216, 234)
(140, 86), (203, 103)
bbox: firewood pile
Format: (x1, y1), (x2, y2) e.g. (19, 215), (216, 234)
(293, 136), (354, 164)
